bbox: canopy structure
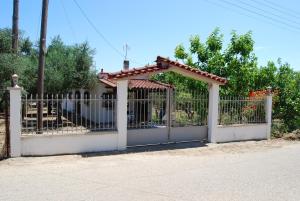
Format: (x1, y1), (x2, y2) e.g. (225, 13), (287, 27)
(101, 56), (227, 85)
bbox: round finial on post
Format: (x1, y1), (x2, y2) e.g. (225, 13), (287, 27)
(266, 86), (272, 96)
(12, 74), (19, 87)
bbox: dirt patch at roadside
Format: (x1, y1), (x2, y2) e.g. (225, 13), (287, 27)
(133, 139), (298, 157)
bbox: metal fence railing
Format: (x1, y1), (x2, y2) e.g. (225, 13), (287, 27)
(127, 89), (167, 129)
(218, 96), (266, 125)
(172, 90), (208, 127)
(22, 94), (116, 135)
(127, 89), (209, 129)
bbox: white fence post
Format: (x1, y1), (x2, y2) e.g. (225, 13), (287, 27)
(7, 74), (22, 157)
(265, 87), (273, 139)
(208, 83), (219, 143)
(117, 79), (128, 150)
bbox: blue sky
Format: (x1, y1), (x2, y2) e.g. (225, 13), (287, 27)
(1, 0), (300, 72)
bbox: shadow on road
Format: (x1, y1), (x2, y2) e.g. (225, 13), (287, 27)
(80, 140), (208, 158)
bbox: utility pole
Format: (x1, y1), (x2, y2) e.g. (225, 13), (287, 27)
(12, 0), (19, 53)
(37, 0), (49, 133)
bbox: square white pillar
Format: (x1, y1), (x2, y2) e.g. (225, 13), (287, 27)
(7, 86), (22, 157)
(207, 83), (219, 143)
(116, 80), (128, 150)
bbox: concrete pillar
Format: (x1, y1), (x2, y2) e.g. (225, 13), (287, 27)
(116, 80), (128, 150)
(265, 87), (273, 139)
(7, 85), (22, 157)
(207, 83), (219, 143)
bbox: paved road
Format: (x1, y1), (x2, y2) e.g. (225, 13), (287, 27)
(1, 140), (300, 201)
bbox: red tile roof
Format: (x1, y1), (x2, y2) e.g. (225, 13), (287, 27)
(104, 56), (227, 84)
(156, 56), (227, 84)
(99, 79), (172, 90)
(107, 64), (164, 79)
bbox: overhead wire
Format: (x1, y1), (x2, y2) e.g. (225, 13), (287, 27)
(60, 0), (78, 41)
(206, 0), (300, 33)
(72, 0), (124, 58)
(203, 0), (300, 34)
(72, 0), (145, 66)
(237, 0), (300, 27)
(262, 0), (300, 19)
(220, 0), (300, 31)
(249, 0), (300, 20)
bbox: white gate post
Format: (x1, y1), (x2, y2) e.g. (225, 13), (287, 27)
(207, 83), (219, 143)
(265, 87), (273, 139)
(7, 74), (22, 157)
(116, 79), (128, 150)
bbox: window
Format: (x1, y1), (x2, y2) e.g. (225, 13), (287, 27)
(102, 92), (115, 108)
(84, 91), (90, 105)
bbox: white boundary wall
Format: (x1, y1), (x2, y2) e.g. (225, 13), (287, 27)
(21, 132), (118, 156)
(127, 128), (169, 146)
(8, 75), (273, 157)
(214, 124), (268, 143)
(127, 126), (208, 146)
(170, 126), (208, 142)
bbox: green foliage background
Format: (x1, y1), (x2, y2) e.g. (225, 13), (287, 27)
(0, 28), (97, 95)
(153, 28), (300, 131)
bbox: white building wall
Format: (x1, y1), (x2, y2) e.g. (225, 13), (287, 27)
(62, 84), (116, 125)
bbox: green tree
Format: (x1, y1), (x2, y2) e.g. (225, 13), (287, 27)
(44, 36), (97, 94)
(223, 31), (257, 96)
(254, 61), (277, 90)
(274, 60), (300, 130)
(0, 28), (97, 95)
(158, 28), (258, 96)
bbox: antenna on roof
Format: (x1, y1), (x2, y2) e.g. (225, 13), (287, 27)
(123, 43), (130, 60)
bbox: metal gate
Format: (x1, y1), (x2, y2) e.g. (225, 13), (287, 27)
(0, 90), (9, 160)
(127, 88), (208, 146)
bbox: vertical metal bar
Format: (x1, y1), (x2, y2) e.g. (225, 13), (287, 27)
(93, 94), (96, 131)
(89, 94), (91, 130)
(85, 94), (88, 131)
(70, 93), (73, 132)
(111, 94), (113, 129)
(108, 93), (111, 129)
(143, 88), (145, 128)
(75, 93), (78, 133)
(50, 94), (53, 134)
(46, 94), (48, 133)
(80, 93), (83, 132)
(138, 89), (141, 128)
(167, 88), (171, 140)
(241, 97), (243, 124)
(25, 94), (28, 133)
(71, 93), (74, 132)
(98, 94), (101, 130)
(31, 94), (33, 134)
(66, 94), (68, 133)
(55, 94), (58, 133)
(127, 92), (129, 129)
(61, 94), (63, 133)
(103, 94), (105, 130)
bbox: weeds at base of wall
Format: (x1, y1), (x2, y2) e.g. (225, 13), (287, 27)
(272, 119), (300, 141)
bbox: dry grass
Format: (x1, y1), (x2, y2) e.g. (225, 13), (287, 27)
(0, 117), (6, 158)
(282, 130), (300, 141)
